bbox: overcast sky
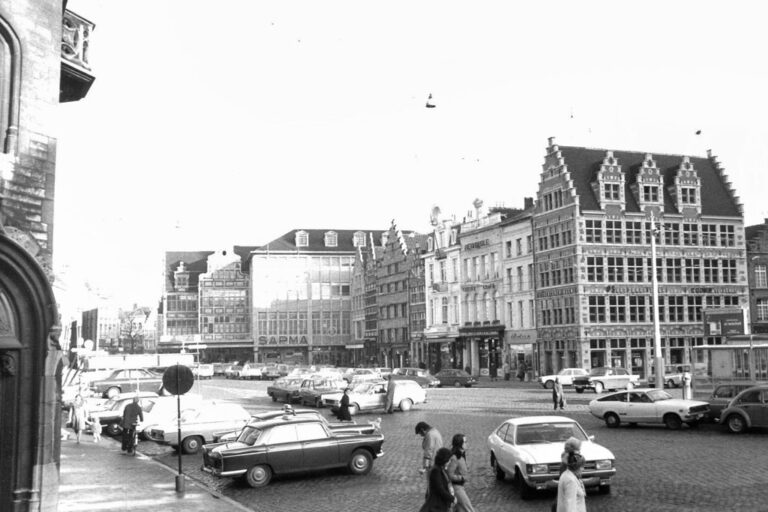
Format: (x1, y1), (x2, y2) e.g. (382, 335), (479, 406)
(53, 0), (768, 309)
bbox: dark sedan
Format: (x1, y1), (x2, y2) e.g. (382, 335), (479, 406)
(202, 415), (385, 487)
(389, 367), (440, 388)
(266, 377), (304, 403)
(89, 368), (164, 398)
(434, 369), (477, 387)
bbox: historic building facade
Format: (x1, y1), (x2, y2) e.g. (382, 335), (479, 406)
(159, 251), (212, 351)
(250, 229), (383, 366)
(746, 220), (768, 334)
(533, 138), (748, 379)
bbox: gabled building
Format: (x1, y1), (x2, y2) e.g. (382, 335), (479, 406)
(351, 237), (383, 365)
(250, 229), (384, 366)
(746, 220), (768, 334)
(534, 138), (748, 379)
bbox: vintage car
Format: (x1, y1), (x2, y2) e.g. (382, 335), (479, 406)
(191, 363), (214, 380)
(149, 401), (251, 454)
(201, 415), (385, 487)
(389, 367), (440, 388)
(224, 364), (243, 379)
(88, 391), (159, 436)
(588, 388), (709, 429)
(648, 364), (692, 388)
(342, 368), (382, 384)
(261, 365), (282, 380)
(324, 379), (426, 415)
(719, 384), (768, 433)
(297, 376), (348, 407)
(137, 393), (204, 440)
(572, 367), (640, 394)
(89, 368), (164, 398)
(538, 368), (589, 389)
(267, 377), (305, 403)
(487, 415), (615, 499)
(239, 363), (264, 380)
(703, 381), (760, 422)
(213, 406), (381, 442)
(434, 369), (477, 388)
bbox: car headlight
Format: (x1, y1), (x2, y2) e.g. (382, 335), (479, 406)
(595, 459), (613, 470)
(526, 463), (549, 474)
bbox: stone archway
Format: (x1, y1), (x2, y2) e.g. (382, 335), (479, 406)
(0, 231), (61, 512)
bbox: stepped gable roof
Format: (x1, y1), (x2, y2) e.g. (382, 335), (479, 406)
(557, 146), (741, 217)
(255, 229), (387, 253)
(164, 251), (214, 290)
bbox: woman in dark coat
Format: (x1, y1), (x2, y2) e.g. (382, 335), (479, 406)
(420, 447), (455, 512)
(336, 388), (352, 421)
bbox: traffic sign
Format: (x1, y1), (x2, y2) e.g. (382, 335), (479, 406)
(162, 364), (194, 395)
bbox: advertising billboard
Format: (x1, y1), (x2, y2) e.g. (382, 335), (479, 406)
(703, 308), (745, 337)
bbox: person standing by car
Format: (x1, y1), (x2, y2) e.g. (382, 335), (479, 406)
(447, 433), (476, 512)
(68, 394), (89, 444)
(419, 447), (455, 512)
(553, 377), (566, 411)
(556, 450), (587, 512)
(384, 379), (396, 414)
(336, 388), (352, 421)
(121, 396), (144, 454)
(415, 421), (444, 477)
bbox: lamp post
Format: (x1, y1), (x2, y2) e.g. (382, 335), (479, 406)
(650, 213), (664, 389)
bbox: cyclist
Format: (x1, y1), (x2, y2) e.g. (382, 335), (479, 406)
(121, 396), (144, 455)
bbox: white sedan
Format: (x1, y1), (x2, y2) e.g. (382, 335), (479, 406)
(538, 368), (589, 389)
(487, 416), (615, 499)
(588, 388), (710, 430)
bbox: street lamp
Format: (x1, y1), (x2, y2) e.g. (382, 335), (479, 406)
(649, 213), (664, 389)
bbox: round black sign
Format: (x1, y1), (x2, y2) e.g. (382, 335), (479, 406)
(162, 364), (194, 395)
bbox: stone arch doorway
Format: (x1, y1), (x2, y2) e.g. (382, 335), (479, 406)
(0, 231), (61, 512)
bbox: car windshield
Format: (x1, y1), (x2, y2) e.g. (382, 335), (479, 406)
(350, 382), (374, 393)
(236, 426), (264, 445)
(515, 422), (587, 445)
(646, 390), (673, 401)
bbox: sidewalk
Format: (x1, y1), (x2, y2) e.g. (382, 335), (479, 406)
(58, 431), (250, 512)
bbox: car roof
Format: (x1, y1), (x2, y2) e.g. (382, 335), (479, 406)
(503, 416), (579, 426)
(736, 384), (768, 394)
(113, 391), (159, 400)
(244, 415), (327, 430)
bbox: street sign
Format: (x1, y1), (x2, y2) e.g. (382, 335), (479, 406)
(162, 364), (194, 395)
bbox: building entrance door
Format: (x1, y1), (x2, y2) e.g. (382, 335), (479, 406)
(631, 350), (646, 380)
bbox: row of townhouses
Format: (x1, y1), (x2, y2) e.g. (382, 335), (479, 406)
(139, 139), (768, 380)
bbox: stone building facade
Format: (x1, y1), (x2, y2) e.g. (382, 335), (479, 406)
(746, 220), (768, 334)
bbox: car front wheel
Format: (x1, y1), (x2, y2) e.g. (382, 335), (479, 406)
(181, 435), (204, 454)
(726, 414), (747, 433)
(245, 465), (272, 488)
(604, 412), (620, 428)
(514, 468), (535, 500)
(491, 455), (505, 480)
(399, 399), (413, 412)
(544, 380), (554, 390)
(594, 382), (604, 394)
(348, 449), (373, 475)
(663, 413), (682, 430)
(105, 423), (122, 436)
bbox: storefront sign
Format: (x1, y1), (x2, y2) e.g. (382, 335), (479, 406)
(258, 335), (309, 345)
(464, 240), (490, 251)
(703, 308), (745, 337)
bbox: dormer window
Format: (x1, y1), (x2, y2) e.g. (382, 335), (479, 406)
(353, 231), (366, 247)
(680, 187), (697, 205)
(642, 185), (659, 202)
(295, 230), (309, 247)
(604, 183), (621, 201)
(324, 231), (338, 247)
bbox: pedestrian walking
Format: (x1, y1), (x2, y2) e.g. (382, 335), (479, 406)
(415, 421), (444, 477)
(336, 388), (352, 421)
(556, 450), (587, 512)
(447, 433), (476, 512)
(384, 379), (396, 413)
(419, 447), (456, 512)
(68, 394), (88, 444)
(553, 377), (566, 410)
(502, 361), (510, 381)
(517, 363), (526, 382)
(121, 396), (143, 454)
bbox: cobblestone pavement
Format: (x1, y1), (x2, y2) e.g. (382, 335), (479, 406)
(135, 379), (768, 512)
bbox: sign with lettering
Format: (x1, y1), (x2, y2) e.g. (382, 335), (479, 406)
(464, 240), (490, 251)
(703, 308), (745, 337)
(257, 335), (309, 346)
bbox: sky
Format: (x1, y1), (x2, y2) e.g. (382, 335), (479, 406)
(52, 0), (768, 310)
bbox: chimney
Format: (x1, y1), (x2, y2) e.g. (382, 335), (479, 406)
(524, 197), (534, 209)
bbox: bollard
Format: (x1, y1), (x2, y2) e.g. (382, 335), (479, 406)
(682, 371), (692, 400)
(175, 474), (185, 494)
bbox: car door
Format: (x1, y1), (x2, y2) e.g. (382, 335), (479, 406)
(627, 392), (655, 422)
(360, 383), (387, 410)
(751, 390), (768, 427)
(264, 424), (303, 474)
(605, 391), (630, 418)
(297, 422), (339, 470)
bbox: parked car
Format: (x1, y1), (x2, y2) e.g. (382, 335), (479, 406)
(324, 379), (426, 415)
(201, 415), (385, 488)
(149, 401), (251, 454)
(88, 391), (159, 436)
(89, 368), (164, 399)
(261, 365), (281, 380)
(137, 393), (204, 440)
(572, 367), (639, 394)
(703, 381), (760, 422)
(297, 376), (348, 407)
(648, 364), (692, 388)
(266, 377), (305, 403)
(389, 367), (440, 388)
(373, 367), (393, 379)
(538, 368), (589, 389)
(191, 363), (214, 380)
(212, 363), (229, 376)
(487, 415), (615, 499)
(213, 406), (380, 442)
(588, 388), (709, 430)
(343, 368), (381, 384)
(719, 384), (768, 433)
(434, 369), (477, 388)
(224, 364), (243, 379)
(239, 363), (264, 380)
